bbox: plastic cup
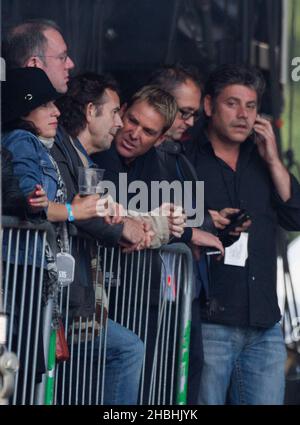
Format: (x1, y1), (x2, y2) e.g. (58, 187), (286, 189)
(78, 167), (105, 196)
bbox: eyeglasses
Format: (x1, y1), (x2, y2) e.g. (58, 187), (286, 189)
(36, 52), (69, 63)
(178, 108), (201, 121)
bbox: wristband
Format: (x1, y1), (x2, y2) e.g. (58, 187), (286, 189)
(66, 203), (75, 222)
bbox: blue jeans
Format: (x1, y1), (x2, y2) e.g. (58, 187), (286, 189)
(103, 319), (144, 404)
(198, 323), (287, 405)
(65, 319), (144, 405)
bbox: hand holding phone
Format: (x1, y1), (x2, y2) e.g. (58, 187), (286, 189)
(253, 114), (281, 166)
(223, 209), (250, 231)
(217, 209), (251, 247)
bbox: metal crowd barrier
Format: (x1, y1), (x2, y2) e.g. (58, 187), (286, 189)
(1, 217), (193, 405)
(55, 225), (193, 405)
(1, 216), (56, 405)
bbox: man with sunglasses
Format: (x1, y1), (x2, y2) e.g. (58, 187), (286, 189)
(150, 65), (202, 144)
(149, 65), (227, 404)
(149, 65), (250, 404)
(149, 66), (228, 253)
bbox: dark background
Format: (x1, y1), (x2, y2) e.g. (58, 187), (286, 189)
(2, 0), (283, 107)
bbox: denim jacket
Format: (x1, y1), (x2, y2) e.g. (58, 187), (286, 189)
(2, 130), (57, 200)
(2, 130), (58, 267)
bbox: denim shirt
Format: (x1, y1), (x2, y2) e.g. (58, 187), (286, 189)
(2, 130), (58, 267)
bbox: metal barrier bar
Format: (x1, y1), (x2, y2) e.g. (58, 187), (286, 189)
(54, 223), (193, 405)
(161, 244), (193, 405)
(1, 216), (56, 405)
(1, 216), (193, 405)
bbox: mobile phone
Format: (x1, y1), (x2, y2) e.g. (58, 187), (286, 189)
(217, 210), (251, 247)
(259, 113), (272, 122)
(251, 128), (265, 143)
(219, 210), (251, 235)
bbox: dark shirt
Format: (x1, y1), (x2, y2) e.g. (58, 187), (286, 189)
(157, 140), (217, 298)
(92, 143), (162, 212)
(185, 132), (300, 328)
(51, 127), (123, 246)
(92, 143), (165, 306)
(157, 141), (197, 233)
(94, 141), (210, 243)
(157, 140), (215, 239)
(50, 127), (124, 317)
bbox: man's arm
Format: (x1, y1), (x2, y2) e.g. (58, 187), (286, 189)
(268, 162), (291, 202)
(254, 115), (291, 202)
(75, 218), (124, 246)
(251, 116), (300, 230)
(190, 228), (224, 255)
(76, 215), (147, 249)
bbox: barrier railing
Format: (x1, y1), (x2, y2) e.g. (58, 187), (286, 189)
(55, 225), (193, 405)
(1, 217), (193, 405)
(1, 216), (56, 405)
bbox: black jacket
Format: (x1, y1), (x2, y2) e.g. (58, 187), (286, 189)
(92, 143), (169, 307)
(157, 140), (216, 239)
(185, 133), (300, 328)
(51, 127), (124, 246)
(51, 127), (124, 317)
(93, 143), (161, 208)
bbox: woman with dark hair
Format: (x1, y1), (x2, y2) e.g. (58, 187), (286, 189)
(2, 67), (100, 223)
(1, 67), (101, 403)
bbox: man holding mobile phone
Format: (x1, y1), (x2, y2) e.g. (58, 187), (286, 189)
(186, 64), (300, 405)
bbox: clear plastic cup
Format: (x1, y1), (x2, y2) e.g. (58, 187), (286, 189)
(78, 167), (105, 196)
